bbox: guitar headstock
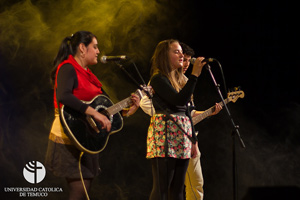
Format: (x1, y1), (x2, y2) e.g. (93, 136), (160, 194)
(227, 87), (245, 103)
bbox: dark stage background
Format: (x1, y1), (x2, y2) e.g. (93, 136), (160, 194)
(1, 0), (299, 199)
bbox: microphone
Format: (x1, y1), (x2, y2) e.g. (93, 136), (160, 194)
(190, 57), (215, 65)
(100, 55), (127, 63)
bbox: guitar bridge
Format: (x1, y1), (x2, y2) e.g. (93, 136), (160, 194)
(86, 115), (100, 133)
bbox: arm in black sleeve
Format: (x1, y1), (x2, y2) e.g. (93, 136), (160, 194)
(150, 74), (198, 106)
(56, 64), (88, 113)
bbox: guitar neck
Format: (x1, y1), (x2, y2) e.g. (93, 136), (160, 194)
(192, 98), (230, 125)
(106, 97), (132, 115)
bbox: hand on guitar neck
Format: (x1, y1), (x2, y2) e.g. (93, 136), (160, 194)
(122, 93), (141, 117)
(193, 103), (223, 118)
(192, 90), (245, 125)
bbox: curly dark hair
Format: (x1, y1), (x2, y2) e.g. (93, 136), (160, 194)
(180, 42), (195, 57)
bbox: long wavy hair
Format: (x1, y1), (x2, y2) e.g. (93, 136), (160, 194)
(50, 31), (96, 87)
(150, 39), (186, 92)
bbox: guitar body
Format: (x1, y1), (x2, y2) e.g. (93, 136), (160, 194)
(60, 95), (123, 154)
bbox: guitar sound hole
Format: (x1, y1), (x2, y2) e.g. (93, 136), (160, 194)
(95, 105), (113, 123)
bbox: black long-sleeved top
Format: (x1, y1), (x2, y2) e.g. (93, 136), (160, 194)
(150, 73), (198, 114)
(56, 64), (88, 113)
(150, 73), (198, 143)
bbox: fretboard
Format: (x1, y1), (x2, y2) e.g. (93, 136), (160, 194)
(192, 98), (230, 125)
(106, 97), (132, 115)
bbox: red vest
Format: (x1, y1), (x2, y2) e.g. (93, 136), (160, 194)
(54, 55), (102, 108)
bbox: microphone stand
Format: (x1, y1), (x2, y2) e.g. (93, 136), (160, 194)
(205, 63), (245, 200)
(115, 61), (152, 99)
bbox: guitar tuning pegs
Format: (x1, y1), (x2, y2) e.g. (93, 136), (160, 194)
(234, 86), (241, 91)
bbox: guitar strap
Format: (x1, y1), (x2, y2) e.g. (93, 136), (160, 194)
(54, 87), (61, 118)
(55, 87), (66, 137)
(153, 97), (196, 144)
(162, 112), (196, 144)
(54, 86), (75, 145)
(163, 115), (169, 157)
(186, 102), (197, 143)
(100, 87), (109, 97)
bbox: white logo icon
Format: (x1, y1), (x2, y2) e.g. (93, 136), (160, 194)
(23, 161), (46, 184)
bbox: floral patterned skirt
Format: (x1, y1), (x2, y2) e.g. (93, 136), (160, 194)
(146, 114), (193, 159)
